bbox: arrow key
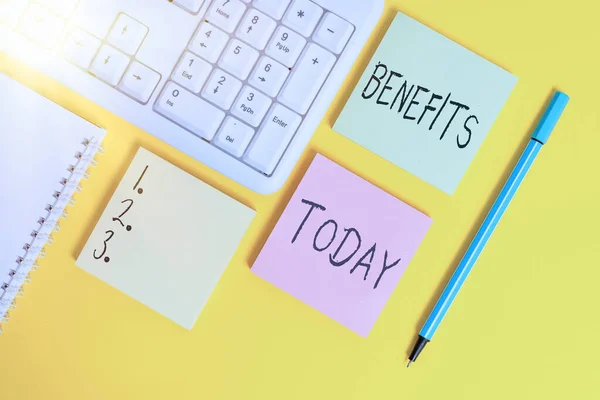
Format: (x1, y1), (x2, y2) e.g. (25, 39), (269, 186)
(62, 27), (101, 69)
(118, 61), (161, 104)
(107, 13), (148, 55)
(189, 22), (229, 63)
(235, 8), (276, 50)
(248, 56), (289, 97)
(90, 44), (130, 86)
(201, 69), (242, 110)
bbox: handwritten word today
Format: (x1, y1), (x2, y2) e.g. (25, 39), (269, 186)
(362, 62), (480, 149)
(291, 199), (401, 290)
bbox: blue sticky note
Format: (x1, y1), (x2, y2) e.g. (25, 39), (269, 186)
(334, 13), (518, 194)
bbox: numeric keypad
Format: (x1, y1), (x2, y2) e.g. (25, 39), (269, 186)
(156, 1), (355, 176)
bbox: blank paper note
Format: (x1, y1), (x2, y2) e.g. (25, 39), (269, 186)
(77, 148), (255, 330)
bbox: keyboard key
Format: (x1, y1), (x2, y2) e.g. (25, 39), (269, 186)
(172, 0), (205, 14)
(172, 52), (212, 93)
(206, 0), (246, 33)
(106, 13), (148, 56)
(35, 0), (79, 19)
(156, 82), (226, 140)
(19, 3), (66, 49)
(244, 104), (301, 174)
(0, 0), (29, 28)
(90, 44), (130, 86)
(189, 22), (229, 63)
(201, 69), (242, 110)
(278, 43), (335, 114)
(219, 39), (259, 80)
(231, 86), (272, 127)
(235, 9), (276, 50)
(265, 26), (306, 68)
(248, 56), (289, 97)
(253, 0), (291, 20)
(282, 0), (323, 37)
(117, 61), (161, 103)
(313, 12), (354, 54)
(62, 27), (101, 69)
(214, 117), (255, 157)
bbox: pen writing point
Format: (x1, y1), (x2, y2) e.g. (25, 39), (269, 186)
(406, 360), (412, 368)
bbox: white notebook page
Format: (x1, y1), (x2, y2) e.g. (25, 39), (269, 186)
(0, 73), (105, 284)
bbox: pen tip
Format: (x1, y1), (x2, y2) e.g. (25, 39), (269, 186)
(406, 360), (412, 368)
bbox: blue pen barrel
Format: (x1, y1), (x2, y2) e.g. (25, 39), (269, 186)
(420, 140), (542, 340)
(408, 92), (570, 366)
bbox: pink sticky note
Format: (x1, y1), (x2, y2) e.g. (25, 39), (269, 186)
(252, 155), (432, 337)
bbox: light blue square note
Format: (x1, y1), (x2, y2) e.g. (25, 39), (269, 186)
(334, 12), (518, 194)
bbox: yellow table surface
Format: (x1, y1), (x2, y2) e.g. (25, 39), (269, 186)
(1, 0), (599, 398)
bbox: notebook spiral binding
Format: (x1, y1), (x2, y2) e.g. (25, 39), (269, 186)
(0, 138), (104, 336)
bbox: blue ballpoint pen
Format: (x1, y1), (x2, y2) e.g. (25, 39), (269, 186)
(407, 91), (570, 367)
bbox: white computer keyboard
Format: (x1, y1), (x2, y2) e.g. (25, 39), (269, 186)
(0, 0), (383, 193)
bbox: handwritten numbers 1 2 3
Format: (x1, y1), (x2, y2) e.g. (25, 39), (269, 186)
(93, 230), (114, 263)
(112, 199), (134, 231)
(92, 165), (148, 264)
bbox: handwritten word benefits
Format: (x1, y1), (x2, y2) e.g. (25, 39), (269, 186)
(362, 62), (480, 149)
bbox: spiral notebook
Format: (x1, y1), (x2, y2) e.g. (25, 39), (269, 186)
(0, 73), (106, 335)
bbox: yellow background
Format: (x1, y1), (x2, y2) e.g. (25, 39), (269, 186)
(1, 0), (599, 398)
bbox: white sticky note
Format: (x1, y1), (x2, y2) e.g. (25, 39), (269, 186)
(334, 13), (518, 194)
(76, 148), (255, 329)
